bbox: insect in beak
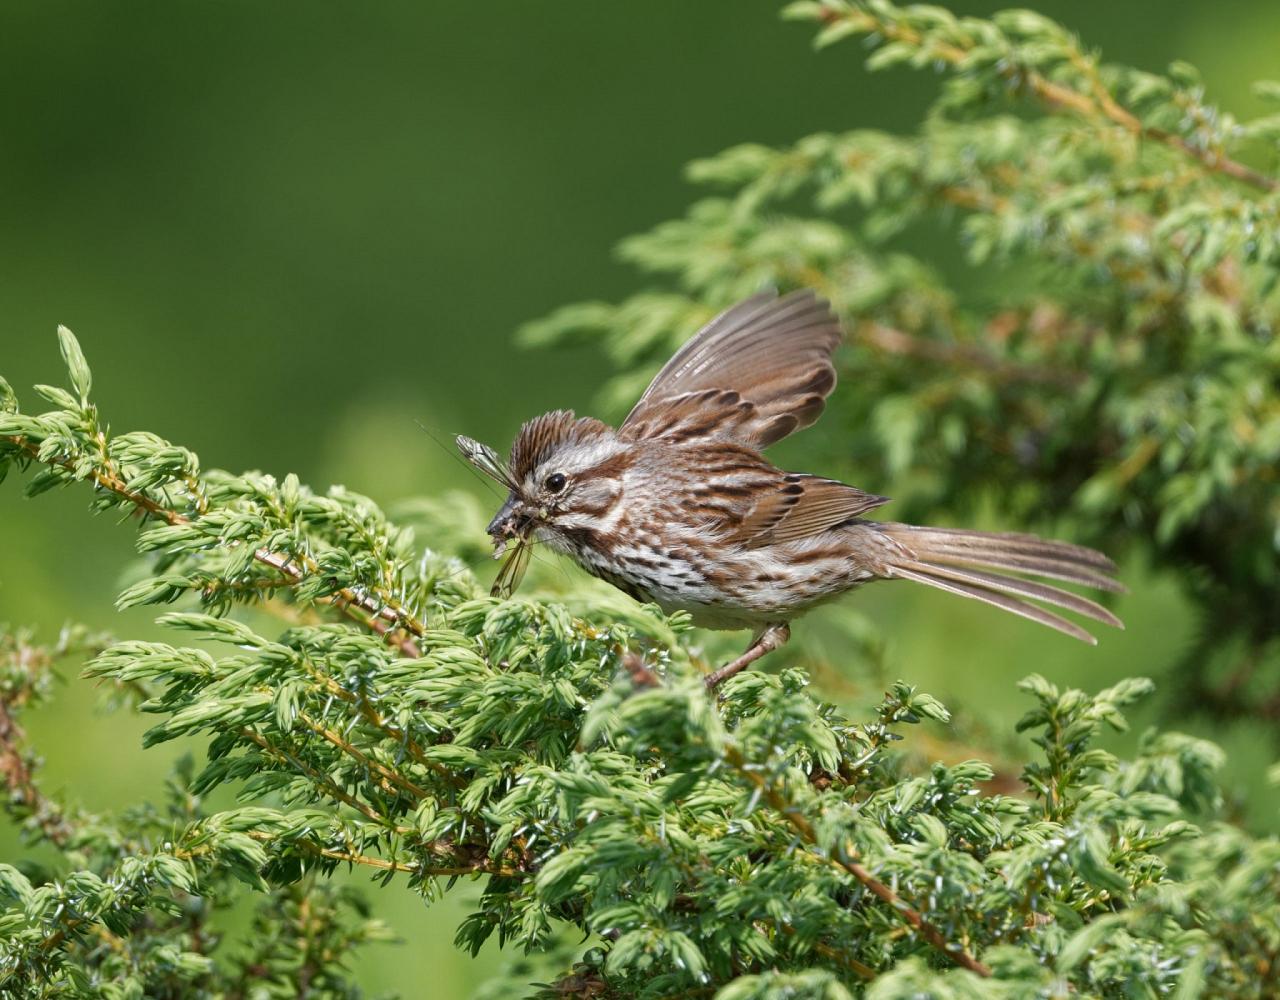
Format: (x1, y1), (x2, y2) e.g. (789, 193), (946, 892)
(489, 534), (533, 597)
(486, 495), (533, 557)
(485, 497), (536, 596)
(456, 435), (516, 490)
(455, 434), (535, 597)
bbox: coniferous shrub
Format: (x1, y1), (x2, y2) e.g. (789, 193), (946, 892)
(2, 3), (1278, 997)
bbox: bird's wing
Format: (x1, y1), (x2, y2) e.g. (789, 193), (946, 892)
(620, 290), (841, 449)
(725, 474), (889, 549)
(682, 451), (889, 549)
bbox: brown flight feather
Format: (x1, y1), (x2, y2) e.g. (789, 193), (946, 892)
(622, 289), (841, 449)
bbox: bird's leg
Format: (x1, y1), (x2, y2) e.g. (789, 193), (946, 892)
(703, 623), (791, 690)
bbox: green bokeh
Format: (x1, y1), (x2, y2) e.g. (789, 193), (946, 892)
(3, 3), (1277, 995)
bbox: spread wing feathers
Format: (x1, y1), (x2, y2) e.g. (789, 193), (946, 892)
(876, 524), (1124, 645)
(726, 475), (890, 549)
(616, 387), (760, 446)
(621, 289), (841, 449)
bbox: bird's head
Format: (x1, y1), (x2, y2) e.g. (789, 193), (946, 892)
(457, 410), (630, 568)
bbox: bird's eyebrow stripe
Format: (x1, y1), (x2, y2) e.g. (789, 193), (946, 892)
(576, 451), (634, 480)
(572, 492), (620, 516)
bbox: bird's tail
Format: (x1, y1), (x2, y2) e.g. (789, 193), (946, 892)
(871, 523), (1124, 644)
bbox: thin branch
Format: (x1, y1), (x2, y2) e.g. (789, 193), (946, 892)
(297, 710), (431, 800)
(722, 744), (992, 978)
(818, 6), (1278, 193)
(232, 832), (519, 878)
(773, 921), (876, 981)
(289, 650), (460, 785)
(237, 727), (410, 832)
(0, 631), (110, 848)
(0, 698), (76, 848)
(2, 435), (424, 657)
(305, 844), (514, 878)
(857, 321), (1083, 388)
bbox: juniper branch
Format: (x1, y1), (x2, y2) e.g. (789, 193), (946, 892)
(801, 0), (1279, 191)
(721, 743), (993, 978)
(1, 434), (426, 658)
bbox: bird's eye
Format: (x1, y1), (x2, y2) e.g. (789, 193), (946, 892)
(544, 472), (567, 494)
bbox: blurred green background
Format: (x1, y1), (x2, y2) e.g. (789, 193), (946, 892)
(3, 2), (1278, 995)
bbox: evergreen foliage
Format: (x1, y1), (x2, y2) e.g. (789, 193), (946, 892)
(2, 4), (1278, 997)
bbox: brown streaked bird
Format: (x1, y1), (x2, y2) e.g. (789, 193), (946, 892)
(458, 290), (1123, 688)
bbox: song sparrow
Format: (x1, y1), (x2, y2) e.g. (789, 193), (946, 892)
(458, 290), (1123, 688)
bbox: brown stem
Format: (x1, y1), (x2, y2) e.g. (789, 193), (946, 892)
(237, 727), (409, 832)
(297, 710), (431, 800)
(303, 845), (514, 878)
(170, 824), (521, 879)
(812, 939), (876, 980)
(3, 435), (424, 657)
(723, 744), (992, 978)
(0, 698), (76, 847)
(858, 321), (1083, 388)
(290, 652), (460, 785)
(0, 633), (110, 848)
(820, 7), (1277, 193)
(234, 833), (519, 877)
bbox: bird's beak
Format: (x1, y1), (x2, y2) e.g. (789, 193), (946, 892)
(486, 495), (532, 556)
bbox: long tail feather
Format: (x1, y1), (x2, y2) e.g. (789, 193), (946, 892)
(889, 564), (1097, 644)
(895, 560), (1122, 628)
(876, 524), (1124, 644)
(920, 550), (1121, 592)
(892, 526), (1118, 572)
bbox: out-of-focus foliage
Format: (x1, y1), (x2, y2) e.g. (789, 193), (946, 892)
(2, 305), (1279, 996)
(524, 0), (1280, 727)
